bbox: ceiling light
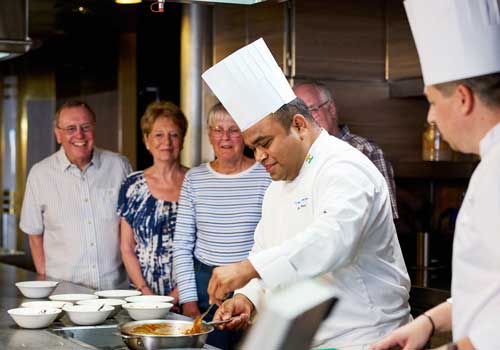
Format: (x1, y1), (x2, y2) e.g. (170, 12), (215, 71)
(115, 0), (142, 4)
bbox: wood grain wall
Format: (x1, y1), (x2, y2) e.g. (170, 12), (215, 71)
(211, 0), (429, 164)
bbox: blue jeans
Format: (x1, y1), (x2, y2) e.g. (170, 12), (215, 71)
(194, 258), (244, 350)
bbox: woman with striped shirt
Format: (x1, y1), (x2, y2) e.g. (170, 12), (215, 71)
(173, 103), (270, 350)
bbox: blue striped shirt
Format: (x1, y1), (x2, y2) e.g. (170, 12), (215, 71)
(173, 162), (271, 304)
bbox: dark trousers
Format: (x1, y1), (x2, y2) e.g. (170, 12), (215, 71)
(194, 258), (244, 350)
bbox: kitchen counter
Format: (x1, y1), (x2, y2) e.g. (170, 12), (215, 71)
(0, 263), (219, 350)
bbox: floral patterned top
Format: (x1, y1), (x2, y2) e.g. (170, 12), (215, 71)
(117, 171), (177, 295)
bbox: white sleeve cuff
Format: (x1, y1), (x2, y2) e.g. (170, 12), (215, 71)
(249, 249), (298, 290)
(235, 278), (265, 312)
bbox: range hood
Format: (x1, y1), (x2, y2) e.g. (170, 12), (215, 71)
(176, 0), (268, 4)
(0, 0), (32, 61)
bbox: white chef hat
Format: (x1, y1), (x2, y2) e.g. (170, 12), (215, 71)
(202, 38), (296, 131)
(404, 0), (500, 85)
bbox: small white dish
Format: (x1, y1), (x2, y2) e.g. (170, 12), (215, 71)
(77, 298), (126, 318)
(63, 304), (114, 326)
(94, 289), (141, 299)
(15, 281), (59, 299)
(8, 307), (61, 329)
(21, 301), (73, 320)
(124, 295), (174, 304)
(49, 294), (98, 303)
(122, 302), (173, 321)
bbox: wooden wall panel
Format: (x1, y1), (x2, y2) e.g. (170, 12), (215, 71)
(213, 2), (285, 68)
(387, 0), (422, 80)
(296, 79), (429, 162)
(246, 2), (285, 69)
(295, 0), (386, 81)
(213, 7), (247, 63)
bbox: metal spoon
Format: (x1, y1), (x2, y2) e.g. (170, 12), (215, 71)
(199, 304), (215, 321)
(205, 316), (239, 326)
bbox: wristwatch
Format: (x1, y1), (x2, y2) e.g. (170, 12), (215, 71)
(446, 342), (459, 350)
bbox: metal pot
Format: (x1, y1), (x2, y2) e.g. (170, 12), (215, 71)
(117, 319), (214, 350)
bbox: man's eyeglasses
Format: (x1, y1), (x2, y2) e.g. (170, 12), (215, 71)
(308, 99), (330, 114)
(209, 126), (242, 139)
(57, 123), (94, 135)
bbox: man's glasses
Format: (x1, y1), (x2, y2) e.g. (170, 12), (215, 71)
(209, 126), (241, 139)
(308, 99), (330, 114)
(57, 123), (94, 135)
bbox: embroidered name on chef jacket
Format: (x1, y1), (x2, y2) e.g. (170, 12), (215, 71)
(294, 197), (309, 210)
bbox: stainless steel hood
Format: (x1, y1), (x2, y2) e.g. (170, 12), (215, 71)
(0, 0), (32, 61)
(175, 0), (269, 4)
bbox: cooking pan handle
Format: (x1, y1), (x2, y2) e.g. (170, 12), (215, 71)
(113, 332), (140, 339)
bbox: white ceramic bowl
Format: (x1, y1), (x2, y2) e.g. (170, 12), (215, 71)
(122, 302), (173, 321)
(21, 301), (73, 320)
(77, 298), (126, 318)
(124, 295), (174, 304)
(94, 289), (141, 299)
(49, 293), (98, 303)
(8, 307), (61, 329)
(15, 281), (59, 299)
(63, 304), (114, 326)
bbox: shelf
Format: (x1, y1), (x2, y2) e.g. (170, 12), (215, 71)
(393, 160), (479, 179)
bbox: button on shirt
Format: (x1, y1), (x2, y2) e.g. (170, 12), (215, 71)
(237, 130), (411, 348)
(452, 122), (500, 350)
(20, 147), (132, 290)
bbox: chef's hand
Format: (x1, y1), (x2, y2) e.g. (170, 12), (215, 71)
(370, 314), (433, 350)
(208, 259), (259, 305)
(182, 301), (201, 318)
(213, 294), (253, 331)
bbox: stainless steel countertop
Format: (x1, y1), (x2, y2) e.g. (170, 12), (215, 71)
(0, 263), (219, 350)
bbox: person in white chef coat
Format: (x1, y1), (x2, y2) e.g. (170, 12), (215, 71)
(201, 38), (411, 350)
(372, 1), (500, 350)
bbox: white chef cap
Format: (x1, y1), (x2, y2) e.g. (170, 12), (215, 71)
(202, 38), (296, 131)
(404, 0), (500, 85)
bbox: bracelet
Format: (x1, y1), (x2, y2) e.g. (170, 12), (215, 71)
(422, 313), (435, 338)
(446, 342), (458, 350)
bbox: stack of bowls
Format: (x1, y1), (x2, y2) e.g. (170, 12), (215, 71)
(21, 300), (72, 320)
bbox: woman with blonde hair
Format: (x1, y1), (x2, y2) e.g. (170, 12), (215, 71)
(118, 101), (188, 300)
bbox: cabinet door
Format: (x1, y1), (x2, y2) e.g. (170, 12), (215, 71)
(386, 0), (422, 80)
(213, 2), (286, 69)
(295, 0), (386, 81)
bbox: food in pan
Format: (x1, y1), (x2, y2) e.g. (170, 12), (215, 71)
(128, 322), (207, 336)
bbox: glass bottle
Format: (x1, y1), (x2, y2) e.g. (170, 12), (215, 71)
(422, 122), (453, 161)
(422, 122), (438, 161)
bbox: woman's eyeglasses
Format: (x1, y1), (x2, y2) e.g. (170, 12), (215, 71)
(209, 126), (241, 139)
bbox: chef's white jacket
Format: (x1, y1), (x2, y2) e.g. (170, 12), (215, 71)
(452, 122), (500, 350)
(237, 130), (411, 348)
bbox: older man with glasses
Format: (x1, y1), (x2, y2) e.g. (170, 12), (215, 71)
(294, 81), (398, 220)
(20, 99), (132, 290)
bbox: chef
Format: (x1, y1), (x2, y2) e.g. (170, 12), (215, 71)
(202, 38), (411, 349)
(372, 1), (500, 350)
